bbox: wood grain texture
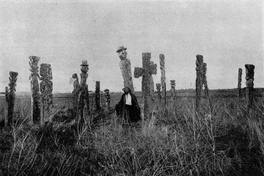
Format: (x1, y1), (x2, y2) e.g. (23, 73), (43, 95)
(245, 64), (255, 109)
(5, 71), (18, 126)
(40, 63), (53, 126)
(134, 53), (157, 119)
(29, 56), (40, 124)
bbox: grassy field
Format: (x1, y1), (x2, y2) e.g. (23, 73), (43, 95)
(0, 90), (264, 175)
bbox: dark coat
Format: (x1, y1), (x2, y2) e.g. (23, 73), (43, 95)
(115, 92), (141, 123)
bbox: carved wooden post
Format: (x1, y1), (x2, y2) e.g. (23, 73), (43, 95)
(156, 83), (161, 109)
(95, 81), (101, 110)
(134, 53), (157, 119)
(195, 55), (204, 114)
(202, 63), (212, 114)
(117, 46), (134, 93)
(237, 68), (242, 99)
(40, 64), (53, 126)
(77, 60), (89, 126)
(29, 56), (40, 124)
(71, 73), (80, 113)
(5, 71), (18, 126)
(159, 54), (166, 110)
(245, 64), (255, 109)
(104, 89), (110, 109)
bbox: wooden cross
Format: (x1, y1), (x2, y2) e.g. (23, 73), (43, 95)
(134, 53), (157, 119)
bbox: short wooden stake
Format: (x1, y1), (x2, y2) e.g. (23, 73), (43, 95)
(245, 64), (255, 109)
(95, 81), (101, 110)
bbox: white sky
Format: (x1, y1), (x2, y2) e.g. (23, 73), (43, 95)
(0, 0), (263, 93)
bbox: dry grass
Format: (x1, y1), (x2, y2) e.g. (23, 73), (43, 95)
(0, 97), (264, 175)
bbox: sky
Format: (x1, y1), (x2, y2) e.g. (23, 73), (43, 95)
(0, 0), (263, 93)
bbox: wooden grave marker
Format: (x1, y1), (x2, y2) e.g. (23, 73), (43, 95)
(40, 63), (53, 126)
(5, 71), (18, 126)
(29, 56), (40, 124)
(134, 53), (157, 119)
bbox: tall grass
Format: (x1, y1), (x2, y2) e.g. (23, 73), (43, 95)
(0, 97), (264, 175)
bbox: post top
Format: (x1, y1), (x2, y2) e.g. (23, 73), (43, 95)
(116, 45), (127, 53)
(142, 53), (151, 57)
(81, 60), (89, 66)
(245, 64), (255, 69)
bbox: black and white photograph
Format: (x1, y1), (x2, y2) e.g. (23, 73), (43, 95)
(0, 0), (263, 175)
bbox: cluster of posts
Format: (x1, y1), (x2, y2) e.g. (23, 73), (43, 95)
(118, 46), (256, 119)
(1, 48), (257, 127)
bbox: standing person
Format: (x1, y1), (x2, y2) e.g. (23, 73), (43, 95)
(115, 87), (141, 126)
(116, 46), (135, 93)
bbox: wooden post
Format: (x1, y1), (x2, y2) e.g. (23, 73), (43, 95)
(117, 46), (134, 93)
(245, 64), (255, 109)
(202, 63), (212, 114)
(159, 54), (166, 110)
(156, 83), (161, 109)
(195, 55), (204, 114)
(237, 68), (242, 99)
(170, 80), (176, 103)
(71, 73), (80, 113)
(77, 60), (89, 126)
(5, 71), (18, 126)
(104, 89), (110, 109)
(29, 56), (40, 124)
(134, 53), (157, 119)
(95, 81), (101, 110)
(40, 63), (53, 126)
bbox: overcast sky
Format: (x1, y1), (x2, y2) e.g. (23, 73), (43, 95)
(0, 0), (263, 93)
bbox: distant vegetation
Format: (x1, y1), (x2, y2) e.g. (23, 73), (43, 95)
(0, 92), (264, 175)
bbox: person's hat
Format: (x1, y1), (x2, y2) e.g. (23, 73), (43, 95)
(80, 60), (89, 66)
(116, 46), (127, 53)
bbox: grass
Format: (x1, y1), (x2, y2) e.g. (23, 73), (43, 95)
(0, 96), (264, 176)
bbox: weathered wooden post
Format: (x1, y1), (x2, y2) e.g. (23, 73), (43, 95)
(170, 80), (176, 103)
(29, 56), (40, 124)
(77, 60), (89, 126)
(40, 64), (53, 126)
(117, 46), (134, 93)
(159, 54), (166, 110)
(237, 68), (242, 99)
(202, 63), (212, 113)
(104, 89), (110, 109)
(95, 81), (101, 110)
(245, 64), (255, 109)
(5, 71), (18, 126)
(195, 55), (204, 114)
(134, 53), (157, 119)
(71, 73), (80, 113)
(156, 83), (162, 109)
